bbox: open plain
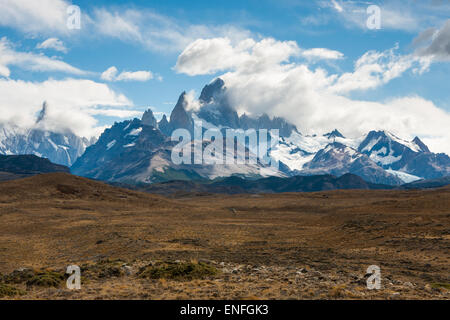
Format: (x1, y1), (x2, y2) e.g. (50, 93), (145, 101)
(0, 173), (448, 299)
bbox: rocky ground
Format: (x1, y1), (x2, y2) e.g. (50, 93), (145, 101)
(0, 173), (449, 300)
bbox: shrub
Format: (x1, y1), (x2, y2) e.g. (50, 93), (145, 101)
(0, 283), (25, 297)
(26, 270), (64, 288)
(431, 283), (450, 290)
(138, 261), (219, 281)
(81, 259), (124, 279)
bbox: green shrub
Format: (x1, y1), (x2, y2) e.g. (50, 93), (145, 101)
(431, 283), (450, 290)
(138, 261), (219, 281)
(0, 283), (25, 297)
(26, 270), (64, 288)
(2, 268), (35, 284)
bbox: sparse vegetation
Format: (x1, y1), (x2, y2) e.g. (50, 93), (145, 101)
(0, 173), (449, 299)
(0, 283), (25, 297)
(431, 283), (450, 290)
(81, 259), (125, 279)
(26, 270), (64, 288)
(138, 261), (219, 281)
(2, 268), (35, 284)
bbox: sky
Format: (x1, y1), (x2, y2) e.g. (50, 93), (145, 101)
(0, 0), (450, 153)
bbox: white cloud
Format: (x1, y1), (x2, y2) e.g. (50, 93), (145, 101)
(0, 78), (134, 137)
(101, 66), (153, 82)
(36, 38), (68, 53)
(300, 48), (344, 61)
(414, 19), (450, 61)
(176, 36), (450, 154)
(175, 37), (300, 76)
(0, 37), (84, 77)
(116, 70), (153, 82)
(320, 0), (450, 32)
(0, 1), (252, 53)
(0, 0), (71, 35)
(330, 46), (431, 94)
(92, 8), (252, 52)
(330, 0), (343, 13)
(100, 66), (118, 81)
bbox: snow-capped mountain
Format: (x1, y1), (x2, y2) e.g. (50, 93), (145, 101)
(71, 108), (281, 183)
(72, 78), (450, 185)
(357, 130), (449, 180)
(0, 102), (90, 167)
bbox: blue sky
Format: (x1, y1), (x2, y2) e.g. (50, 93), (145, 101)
(0, 0), (450, 151)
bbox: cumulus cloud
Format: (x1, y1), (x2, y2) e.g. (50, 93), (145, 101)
(414, 19), (450, 61)
(176, 36), (450, 154)
(330, 46), (431, 94)
(0, 78), (135, 137)
(175, 38), (300, 76)
(0, 37), (84, 77)
(36, 38), (68, 53)
(101, 66), (154, 82)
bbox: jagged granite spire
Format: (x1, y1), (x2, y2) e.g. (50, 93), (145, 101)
(169, 92), (192, 130)
(199, 78), (225, 103)
(141, 108), (157, 127)
(158, 114), (171, 136)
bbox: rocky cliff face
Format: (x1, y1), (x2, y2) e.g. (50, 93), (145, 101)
(169, 92), (193, 132)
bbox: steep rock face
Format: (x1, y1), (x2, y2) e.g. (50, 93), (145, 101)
(141, 109), (158, 127)
(169, 92), (193, 132)
(158, 114), (171, 136)
(198, 78), (226, 103)
(196, 78), (298, 137)
(198, 79), (240, 129)
(71, 118), (167, 182)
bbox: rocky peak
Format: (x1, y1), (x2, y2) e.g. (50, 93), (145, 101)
(324, 129), (345, 139)
(199, 78), (226, 104)
(169, 92), (192, 130)
(141, 109), (158, 127)
(412, 136), (430, 153)
(158, 114), (171, 136)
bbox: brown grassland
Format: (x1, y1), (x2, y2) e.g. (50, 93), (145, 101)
(0, 173), (448, 299)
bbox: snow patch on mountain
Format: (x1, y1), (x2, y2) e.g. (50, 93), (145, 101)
(386, 169), (422, 183)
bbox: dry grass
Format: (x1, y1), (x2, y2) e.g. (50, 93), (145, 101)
(0, 173), (449, 299)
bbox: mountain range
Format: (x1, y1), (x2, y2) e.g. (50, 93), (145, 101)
(1, 79), (449, 186)
(0, 102), (91, 167)
(71, 78), (450, 185)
